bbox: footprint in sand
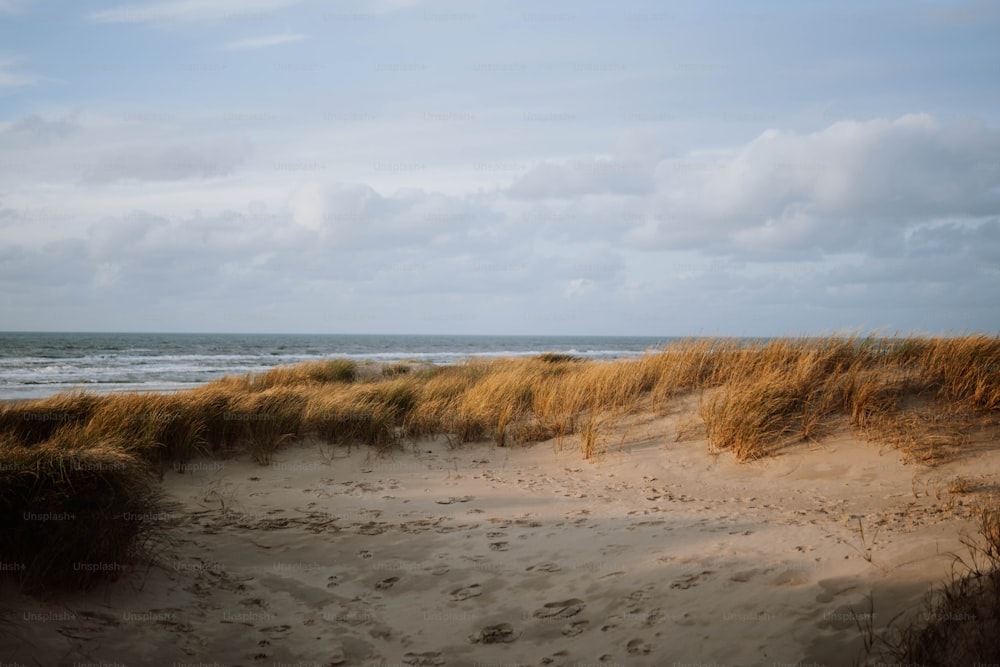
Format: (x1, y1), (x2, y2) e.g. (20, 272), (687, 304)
(436, 496), (475, 505)
(561, 620), (589, 636)
(260, 624), (292, 633)
(329, 640), (347, 665)
(240, 598), (267, 609)
(533, 599), (586, 619)
(470, 622), (517, 644)
(670, 571), (714, 590)
(486, 531), (507, 538)
(358, 550), (374, 559)
(643, 608), (666, 626)
(402, 652), (445, 666)
(449, 584), (483, 601)
(626, 588), (653, 603)
(645, 487), (671, 501)
(326, 575), (341, 588)
(356, 521), (389, 535)
(489, 541), (509, 551)
(526, 562), (562, 573)
(627, 638), (652, 655)
(541, 650), (570, 666)
(426, 564), (450, 576)
(375, 576), (399, 590)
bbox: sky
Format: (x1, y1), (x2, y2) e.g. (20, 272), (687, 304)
(1, 0), (999, 336)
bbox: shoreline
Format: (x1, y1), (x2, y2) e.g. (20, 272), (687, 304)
(0, 359), (442, 402)
(0, 331), (676, 402)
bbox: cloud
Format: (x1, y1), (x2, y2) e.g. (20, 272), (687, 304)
(82, 136), (253, 183)
(0, 57), (37, 88)
(3, 110), (998, 334)
(5, 114), (78, 141)
(629, 114), (1000, 259)
(88, 0), (303, 24)
(221, 33), (308, 51)
(289, 183), (480, 250)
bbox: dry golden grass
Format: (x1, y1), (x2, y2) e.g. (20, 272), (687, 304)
(0, 392), (103, 446)
(2, 335), (999, 590)
(3, 336), (997, 466)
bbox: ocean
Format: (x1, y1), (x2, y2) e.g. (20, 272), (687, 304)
(0, 332), (679, 400)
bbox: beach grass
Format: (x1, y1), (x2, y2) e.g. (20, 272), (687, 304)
(0, 435), (168, 591)
(1, 334), (998, 591)
(859, 505), (1000, 665)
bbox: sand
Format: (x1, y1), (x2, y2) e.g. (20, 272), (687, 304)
(3, 398), (998, 666)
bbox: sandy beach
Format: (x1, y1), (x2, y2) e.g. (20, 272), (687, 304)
(4, 395), (997, 666)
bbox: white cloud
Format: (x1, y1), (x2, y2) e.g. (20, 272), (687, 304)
(631, 114), (1000, 258)
(88, 0), (303, 24)
(221, 33), (308, 51)
(564, 278), (597, 299)
(2, 109), (998, 333)
(289, 183), (479, 250)
(0, 57), (37, 88)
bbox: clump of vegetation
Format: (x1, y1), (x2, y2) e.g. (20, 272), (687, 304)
(858, 506), (1000, 665)
(535, 352), (582, 363)
(381, 362), (413, 378)
(0, 436), (169, 591)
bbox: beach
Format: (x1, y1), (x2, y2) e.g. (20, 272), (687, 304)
(4, 395), (998, 666)
(2, 337), (999, 665)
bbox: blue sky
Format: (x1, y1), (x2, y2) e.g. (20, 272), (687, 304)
(1, 0), (999, 335)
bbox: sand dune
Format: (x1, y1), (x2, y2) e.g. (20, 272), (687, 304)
(4, 401), (997, 666)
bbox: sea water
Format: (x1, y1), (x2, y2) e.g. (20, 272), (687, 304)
(0, 332), (678, 399)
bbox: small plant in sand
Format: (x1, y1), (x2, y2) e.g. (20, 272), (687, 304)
(947, 476), (976, 495)
(853, 517), (882, 566)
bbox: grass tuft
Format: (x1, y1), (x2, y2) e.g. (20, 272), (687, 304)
(860, 506), (1000, 665)
(0, 437), (169, 591)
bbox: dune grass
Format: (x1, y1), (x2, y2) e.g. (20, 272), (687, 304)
(0, 436), (168, 591)
(1, 336), (998, 590)
(859, 505), (1000, 665)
